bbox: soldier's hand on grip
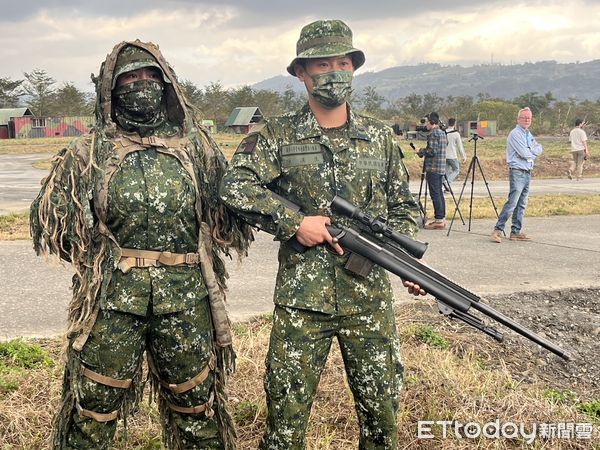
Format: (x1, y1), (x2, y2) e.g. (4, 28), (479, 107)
(296, 216), (344, 255)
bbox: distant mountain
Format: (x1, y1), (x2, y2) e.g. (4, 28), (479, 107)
(253, 60), (600, 101)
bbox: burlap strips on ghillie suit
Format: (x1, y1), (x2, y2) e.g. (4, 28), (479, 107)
(31, 40), (252, 449)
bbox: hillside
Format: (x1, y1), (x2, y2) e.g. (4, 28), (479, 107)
(254, 60), (600, 101)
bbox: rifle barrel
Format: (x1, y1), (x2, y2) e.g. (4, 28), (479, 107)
(328, 225), (571, 361)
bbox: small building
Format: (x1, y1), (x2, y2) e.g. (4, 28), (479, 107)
(11, 115), (94, 139)
(224, 107), (263, 134)
(389, 118), (430, 140)
(458, 120), (497, 138)
(0, 108), (33, 139)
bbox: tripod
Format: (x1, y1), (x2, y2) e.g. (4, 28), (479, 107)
(416, 158), (465, 227)
(447, 133), (499, 235)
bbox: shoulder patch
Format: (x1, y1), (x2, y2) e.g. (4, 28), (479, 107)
(235, 134), (259, 155)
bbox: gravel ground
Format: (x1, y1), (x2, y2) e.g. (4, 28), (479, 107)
(403, 287), (600, 400)
(488, 287), (599, 398)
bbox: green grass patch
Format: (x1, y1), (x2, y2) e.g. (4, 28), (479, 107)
(577, 400), (600, 423)
(234, 400), (264, 426)
(544, 388), (579, 405)
(0, 339), (54, 396)
(545, 389), (600, 423)
(413, 324), (450, 349)
(0, 339), (54, 371)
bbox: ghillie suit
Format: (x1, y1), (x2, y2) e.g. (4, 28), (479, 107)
(31, 40), (252, 449)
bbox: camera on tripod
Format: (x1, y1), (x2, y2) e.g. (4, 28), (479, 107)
(469, 132), (484, 141)
(416, 115), (448, 132)
(415, 117), (428, 133)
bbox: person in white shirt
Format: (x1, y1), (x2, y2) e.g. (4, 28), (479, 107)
(568, 118), (589, 180)
(445, 118), (467, 185)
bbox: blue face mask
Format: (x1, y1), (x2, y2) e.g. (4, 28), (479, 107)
(310, 70), (353, 109)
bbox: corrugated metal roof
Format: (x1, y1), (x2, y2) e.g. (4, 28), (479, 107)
(0, 108), (33, 126)
(224, 107), (262, 126)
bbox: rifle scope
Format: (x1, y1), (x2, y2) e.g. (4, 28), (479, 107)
(330, 196), (428, 259)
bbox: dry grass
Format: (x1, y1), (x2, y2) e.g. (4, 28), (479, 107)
(1, 306), (597, 449)
(454, 194), (600, 219)
(3, 134), (598, 181)
(215, 133), (245, 160)
(402, 137), (600, 180)
(0, 137), (74, 155)
(4, 194), (600, 242)
(32, 160), (53, 171)
(0, 212), (30, 240)
(0, 133), (243, 157)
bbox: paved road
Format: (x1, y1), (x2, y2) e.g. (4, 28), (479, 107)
(0, 153), (598, 215)
(0, 153), (51, 215)
(2, 214), (599, 340)
(1, 153), (599, 339)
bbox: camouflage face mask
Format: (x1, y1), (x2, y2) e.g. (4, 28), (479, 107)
(113, 79), (164, 120)
(310, 70), (353, 109)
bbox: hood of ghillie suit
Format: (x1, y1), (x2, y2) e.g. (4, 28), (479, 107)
(92, 40), (191, 136)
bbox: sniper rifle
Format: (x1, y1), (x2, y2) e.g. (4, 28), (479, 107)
(270, 191), (571, 361)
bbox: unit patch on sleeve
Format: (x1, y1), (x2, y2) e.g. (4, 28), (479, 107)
(235, 134), (259, 155)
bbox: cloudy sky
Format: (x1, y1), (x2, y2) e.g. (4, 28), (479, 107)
(2, 0), (599, 92)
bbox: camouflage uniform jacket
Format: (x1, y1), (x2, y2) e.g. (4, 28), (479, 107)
(221, 103), (419, 315)
(103, 143), (208, 316)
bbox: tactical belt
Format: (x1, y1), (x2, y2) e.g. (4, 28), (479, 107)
(118, 248), (201, 273)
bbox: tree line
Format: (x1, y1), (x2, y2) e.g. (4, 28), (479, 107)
(2, 69), (599, 135)
(1, 70), (94, 117)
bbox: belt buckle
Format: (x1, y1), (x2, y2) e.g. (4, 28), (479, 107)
(136, 257), (158, 268)
(185, 253), (199, 264)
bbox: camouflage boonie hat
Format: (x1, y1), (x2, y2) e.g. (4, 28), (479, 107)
(287, 19), (365, 76)
(112, 45), (171, 89)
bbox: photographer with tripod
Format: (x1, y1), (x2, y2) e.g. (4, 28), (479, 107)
(491, 107), (543, 243)
(415, 112), (448, 229)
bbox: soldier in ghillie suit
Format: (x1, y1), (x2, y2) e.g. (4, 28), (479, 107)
(220, 20), (421, 449)
(30, 40), (252, 449)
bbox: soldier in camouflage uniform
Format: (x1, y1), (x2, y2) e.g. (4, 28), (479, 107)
(30, 40), (252, 449)
(220, 20), (421, 449)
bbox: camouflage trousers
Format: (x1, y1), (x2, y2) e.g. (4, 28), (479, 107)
(260, 304), (404, 450)
(55, 297), (226, 449)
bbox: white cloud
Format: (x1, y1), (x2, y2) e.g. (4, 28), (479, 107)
(1, 1), (599, 92)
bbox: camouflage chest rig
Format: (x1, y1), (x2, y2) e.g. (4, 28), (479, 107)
(74, 131), (234, 359)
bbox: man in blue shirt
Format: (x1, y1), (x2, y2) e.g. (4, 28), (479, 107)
(491, 107), (543, 243)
